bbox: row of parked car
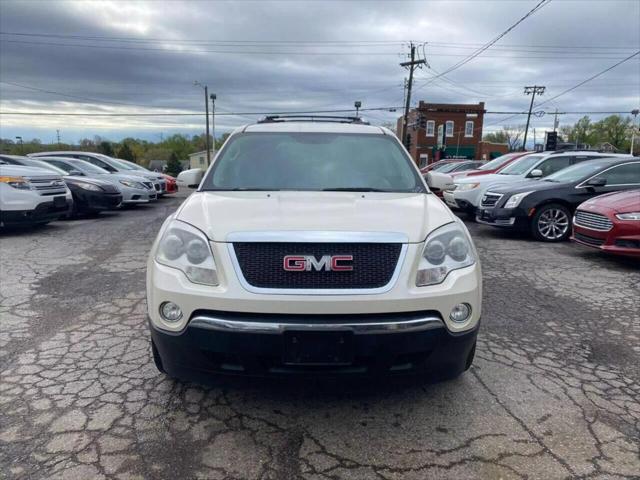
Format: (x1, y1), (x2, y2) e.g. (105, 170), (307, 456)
(0, 151), (178, 227)
(422, 151), (640, 258)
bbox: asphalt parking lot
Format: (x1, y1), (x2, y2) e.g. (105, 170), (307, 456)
(1, 193), (639, 480)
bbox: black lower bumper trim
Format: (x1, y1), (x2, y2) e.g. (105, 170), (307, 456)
(149, 311), (479, 380)
(1, 199), (72, 225)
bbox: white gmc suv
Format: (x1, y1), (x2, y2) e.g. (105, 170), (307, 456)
(147, 117), (482, 381)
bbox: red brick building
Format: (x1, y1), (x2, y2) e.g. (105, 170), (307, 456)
(397, 101), (507, 166)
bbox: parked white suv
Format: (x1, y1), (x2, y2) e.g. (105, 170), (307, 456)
(147, 117), (482, 380)
(0, 164), (73, 226)
(443, 151), (629, 215)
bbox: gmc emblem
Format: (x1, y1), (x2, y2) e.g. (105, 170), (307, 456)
(283, 255), (353, 272)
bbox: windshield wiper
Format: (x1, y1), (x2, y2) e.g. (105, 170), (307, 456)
(322, 187), (390, 192)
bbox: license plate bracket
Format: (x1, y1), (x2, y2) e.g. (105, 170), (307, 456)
(282, 331), (354, 365)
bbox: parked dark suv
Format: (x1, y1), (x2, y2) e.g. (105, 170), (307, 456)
(476, 157), (639, 241)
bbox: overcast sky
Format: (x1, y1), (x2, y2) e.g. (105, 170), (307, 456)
(0, 0), (638, 144)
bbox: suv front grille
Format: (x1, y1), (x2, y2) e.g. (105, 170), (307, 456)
(232, 242), (402, 290)
(481, 192), (502, 208)
(574, 210), (613, 231)
(26, 177), (67, 196)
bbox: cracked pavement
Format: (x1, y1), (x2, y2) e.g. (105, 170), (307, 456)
(1, 193), (638, 479)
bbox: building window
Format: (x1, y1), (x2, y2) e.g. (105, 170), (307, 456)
(445, 121), (454, 137)
(426, 120), (435, 136)
(465, 121), (474, 137)
(199, 157), (205, 165)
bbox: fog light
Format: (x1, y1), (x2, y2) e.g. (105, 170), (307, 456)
(450, 303), (471, 323)
(160, 302), (182, 322)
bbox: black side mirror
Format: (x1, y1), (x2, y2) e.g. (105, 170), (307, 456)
(586, 177), (606, 187)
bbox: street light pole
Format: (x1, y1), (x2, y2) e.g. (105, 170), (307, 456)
(354, 101), (361, 118)
(15, 136), (23, 154)
(210, 93), (216, 151)
(194, 81), (211, 166)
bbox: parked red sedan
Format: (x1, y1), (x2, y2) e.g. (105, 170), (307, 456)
(162, 174), (178, 194)
(448, 151), (531, 180)
(572, 189), (640, 258)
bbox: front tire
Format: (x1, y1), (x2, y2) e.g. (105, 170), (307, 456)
(531, 203), (571, 242)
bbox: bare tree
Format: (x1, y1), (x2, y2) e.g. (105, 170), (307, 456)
(483, 125), (525, 151)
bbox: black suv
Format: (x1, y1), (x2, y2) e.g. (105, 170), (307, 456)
(476, 157), (640, 241)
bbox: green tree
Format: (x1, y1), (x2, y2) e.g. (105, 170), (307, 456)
(215, 132), (231, 150)
(166, 152), (182, 176)
(592, 115), (631, 149)
(117, 143), (136, 161)
(97, 141), (114, 156)
(483, 126), (524, 151)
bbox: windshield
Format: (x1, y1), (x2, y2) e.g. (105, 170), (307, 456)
(22, 159), (67, 175)
(202, 132), (426, 192)
(117, 159), (147, 171)
(498, 155), (543, 175)
(111, 158), (137, 170)
(67, 159), (111, 175)
(478, 154), (516, 171)
(433, 162), (461, 173)
(544, 161), (608, 183)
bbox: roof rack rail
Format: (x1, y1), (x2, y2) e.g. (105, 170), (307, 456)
(547, 148), (620, 155)
(257, 115), (369, 125)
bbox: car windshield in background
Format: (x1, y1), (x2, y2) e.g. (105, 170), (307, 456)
(543, 161), (609, 182)
(498, 155), (543, 175)
(202, 132), (426, 192)
(111, 159), (136, 170)
(66, 159), (111, 174)
(478, 154), (515, 170)
(433, 162), (462, 173)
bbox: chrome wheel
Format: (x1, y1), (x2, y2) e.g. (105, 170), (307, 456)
(537, 208), (569, 240)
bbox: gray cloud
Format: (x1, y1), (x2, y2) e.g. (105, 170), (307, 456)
(0, 0), (638, 142)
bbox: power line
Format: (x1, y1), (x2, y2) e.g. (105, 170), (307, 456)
(535, 50), (640, 107)
(4, 39), (634, 59)
(426, 0), (552, 81)
(0, 109), (630, 117)
(2, 32), (634, 52)
(0, 81), (180, 110)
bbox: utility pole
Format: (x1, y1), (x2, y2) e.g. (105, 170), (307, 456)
(210, 93), (216, 151)
(400, 43), (426, 149)
(553, 108), (559, 132)
(56, 129), (61, 147)
(631, 109), (639, 155)
(354, 101), (361, 118)
(194, 81), (211, 166)
(522, 85), (545, 151)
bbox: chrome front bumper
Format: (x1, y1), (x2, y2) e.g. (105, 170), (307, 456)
(188, 312), (445, 335)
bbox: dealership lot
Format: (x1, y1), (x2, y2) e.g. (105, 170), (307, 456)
(1, 194), (638, 480)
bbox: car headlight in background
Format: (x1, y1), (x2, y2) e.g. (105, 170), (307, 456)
(0, 176), (31, 190)
(504, 191), (533, 208)
(416, 222), (476, 286)
(156, 220), (218, 285)
(616, 212), (640, 221)
(75, 181), (104, 192)
(455, 183), (480, 191)
(119, 179), (145, 189)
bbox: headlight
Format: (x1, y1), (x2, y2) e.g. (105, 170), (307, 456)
(0, 175), (31, 190)
(119, 180), (144, 189)
(75, 181), (104, 192)
(504, 191), (533, 208)
(156, 220), (218, 285)
(416, 222), (476, 286)
(455, 183), (480, 191)
(616, 212), (640, 221)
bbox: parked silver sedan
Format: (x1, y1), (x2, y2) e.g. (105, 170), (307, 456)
(37, 157), (158, 204)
